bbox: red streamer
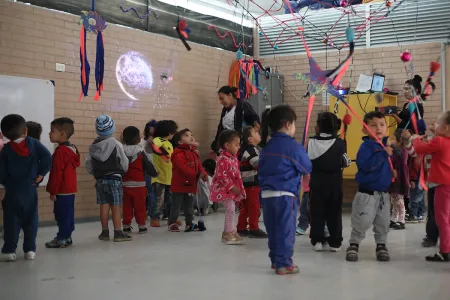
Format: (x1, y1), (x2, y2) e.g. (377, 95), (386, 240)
(207, 25), (247, 51)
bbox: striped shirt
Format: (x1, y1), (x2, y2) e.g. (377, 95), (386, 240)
(239, 145), (259, 187)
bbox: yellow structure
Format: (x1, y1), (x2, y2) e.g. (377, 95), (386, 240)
(329, 93), (398, 179)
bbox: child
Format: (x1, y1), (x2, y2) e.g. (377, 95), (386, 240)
(169, 129), (208, 232)
(149, 120), (178, 227)
(196, 159), (216, 228)
(388, 129), (410, 230)
(26, 121), (42, 141)
(45, 118), (80, 248)
(0, 114), (52, 261)
(122, 126), (158, 234)
(210, 130), (246, 245)
(308, 112), (351, 252)
(237, 126), (267, 238)
(346, 111), (393, 262)
(406, 154), (427, 223)
(141, 120), (157, 215)
(296, 175), (311, 235)
(410, 111), (450, 261)
(85, 115), (131, 242)
(259, 104), (312, 275)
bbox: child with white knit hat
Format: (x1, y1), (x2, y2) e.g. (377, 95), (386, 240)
(85, 115), (131, 242)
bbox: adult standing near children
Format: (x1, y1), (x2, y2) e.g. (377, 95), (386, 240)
(210, 86), (260, 155)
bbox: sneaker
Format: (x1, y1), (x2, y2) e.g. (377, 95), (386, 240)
(275, 265), (299, 275)
(150, 219), (160, 227)
(138, 227), (148, 234)
(330, 246), (341, 252)
(417, 216), (425, 223)
(313, 242), (323, 252)
(162, 216), (168, 221)
(185, 224), (199, 232)
(391, 222), (404, 230)
(0, 253), (16, 262)
(425, 252), (450, 262)
(113, 230), (132, 242)
(221, 231), (244, 245)
(346, 244), (359, 262)
(376, 244), (390, 261)
(405, 216), (418, 223)
(169, 223), (180, 232)
(67, 237), (73, 245)
(237, 229), (249, 237)
(422, 237), (438, 247)
(24, 251), (36, 260)
(397, 223), (406, 230)
(45, 238), (69, 248)
(98, 229), (110, 241)
(390, 221), (398, 229)
(248, 229), (268, 239)
(296, 227), (307, 235)
(123, 226), (132, 233)
(198, 221), (206, 231)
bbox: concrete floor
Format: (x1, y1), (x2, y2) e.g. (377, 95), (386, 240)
(0, 213), (449, 300)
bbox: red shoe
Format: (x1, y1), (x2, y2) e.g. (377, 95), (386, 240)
(150, 220), (160, 227)
(169, 223), (180, 232)
(275, 265), (299, 275)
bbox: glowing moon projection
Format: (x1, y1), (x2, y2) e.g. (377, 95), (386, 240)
(115, 51), (153, 100)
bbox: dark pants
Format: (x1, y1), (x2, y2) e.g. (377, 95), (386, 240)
(297, 192), (309, 230)
(2, 189), (39, 254)
(54, 195), (75, 240)
(262, 195), (297, 269)
(309, 185), (343, 248)
(426, 187), (439, 242)
(409, 185), (426, 218)
(169, 193), (194, 225)
(150, 183), (171, 220)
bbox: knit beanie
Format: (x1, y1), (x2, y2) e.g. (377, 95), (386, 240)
(95, 114), (115, 136)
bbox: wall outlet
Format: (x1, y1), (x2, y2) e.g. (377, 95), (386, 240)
(56, 63), (65, 72)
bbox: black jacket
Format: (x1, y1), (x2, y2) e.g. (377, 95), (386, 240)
(211, 99), (260, 153)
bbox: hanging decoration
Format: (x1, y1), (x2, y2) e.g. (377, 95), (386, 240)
(208, 26), (248, 51)
(175, 19), (191, 51)
(78, 1), (106, 102)
(400, 51), (411, 62)
(421, 59), (440, 100)
(119, 2), (158, 20)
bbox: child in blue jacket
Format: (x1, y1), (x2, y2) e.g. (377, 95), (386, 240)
(259, 104), (312, 275)
(346, 111), (393, 262)
(0, 114), (52, 262)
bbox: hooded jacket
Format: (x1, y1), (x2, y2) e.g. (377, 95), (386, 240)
(85, 136), (129, 179)
(122, 145), (158, 187)
(355, 136), (393, 192)
(46, 142), (81, 195)
(0, 137), (52, 195)
(307, 133), (351, 188)
(171, 144), (206, 194)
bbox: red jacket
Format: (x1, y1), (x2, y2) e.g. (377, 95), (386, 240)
(171, 144), (206, 193)
(47, 143), (80, 195)
(413, 136), (450, 186)
(122, 145), (158, 187)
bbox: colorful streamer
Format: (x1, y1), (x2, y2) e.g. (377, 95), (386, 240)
(79, 25), (90, 102)
(94, 32), (104, 101)
(207, 25), (248, 51)
(119, 2), (158, 19)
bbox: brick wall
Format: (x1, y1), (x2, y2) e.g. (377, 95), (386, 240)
(0, 1), (233, 222)
(261, 43), (444, 204)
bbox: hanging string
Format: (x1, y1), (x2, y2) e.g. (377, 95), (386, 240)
(92, 0), (95, 11)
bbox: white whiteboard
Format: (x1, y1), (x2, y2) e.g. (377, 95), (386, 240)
(0, 75), (55, 186)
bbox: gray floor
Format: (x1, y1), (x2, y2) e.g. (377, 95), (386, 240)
(0, 212), (449, 300)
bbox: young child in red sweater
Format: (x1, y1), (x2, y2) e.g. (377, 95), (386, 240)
(122, 126), (158, 234)
(169, 129), (208, 232)
(46, 118), (80, 248)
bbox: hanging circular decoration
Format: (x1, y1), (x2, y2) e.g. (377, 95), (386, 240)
(79, 11), (107, 34)
(273, 44), (278, 50)
(236, 50), (244, 60)
(400, 51), (411, 62)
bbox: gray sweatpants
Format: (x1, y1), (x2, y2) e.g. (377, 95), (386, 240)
(169, 193), (194, 226)
(349, 191), (390, 245)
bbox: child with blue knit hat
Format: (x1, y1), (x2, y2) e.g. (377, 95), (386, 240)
(85, 115), (130, 242)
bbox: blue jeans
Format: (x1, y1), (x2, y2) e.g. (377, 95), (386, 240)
(150, 183), (171, 220)
(297, 192), (330, 236)
(145, 175), (155, 216)
(409, 185), (426, 218)
(54, 195), (75, 240)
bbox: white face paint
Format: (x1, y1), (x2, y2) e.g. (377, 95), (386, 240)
(403, 84), (415, 100)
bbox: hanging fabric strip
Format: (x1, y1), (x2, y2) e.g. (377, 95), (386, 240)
(79, 26), (90, 101)
(94, 31), (104, 101)
(301, 95), (315, 146)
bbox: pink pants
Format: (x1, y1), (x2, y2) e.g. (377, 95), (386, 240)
(390, 194), (405, 223)
(223, 199), (236, 233)
(435, 185), (450, 254)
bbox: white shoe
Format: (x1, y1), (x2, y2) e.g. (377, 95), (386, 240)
(330, 246), (341, 252)
(0, 253), (17, 262)
(24, 251), (36, 260)
(313, 243), (323, 251)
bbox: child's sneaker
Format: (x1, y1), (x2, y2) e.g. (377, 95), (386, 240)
(425, 252), (450, 262)
(45, 238), (70, 248)
(405, 216), (418, 223)
(123, 226), (132, 233)
(330, 246), (341, 252)
(98, 229), (110, 241)
(113, 230), (132, 242)
(296, 227), (307, 235)
(275, 265), (299, 275)
(376, 244), (390, 261)
(237, 229), (249, 237)
(185, 224), (199, 232)
(0, 253), (16, 262)
(169, 223), (180, 232)
(198, 221), (206, 231)
(346, 244), (359, 261)
(221, 232), (243, 245)
(138, 227), (148, 234)
(24, 251), (36, 260)
(248, 229), (268, 239)
(417, 216), (425, 223)
(422, 237), (437, 247)
(150, 219), (160, 227)
(312, 242), (323, 252)
(67, 237), (73, 245)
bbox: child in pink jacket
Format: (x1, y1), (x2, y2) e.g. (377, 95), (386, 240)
(210, 130), (246, 245)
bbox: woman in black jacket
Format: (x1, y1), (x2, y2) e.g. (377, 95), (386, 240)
(210, 86), (260, 153)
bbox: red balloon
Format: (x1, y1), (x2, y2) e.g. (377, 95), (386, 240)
(400, 51), (411, 62)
